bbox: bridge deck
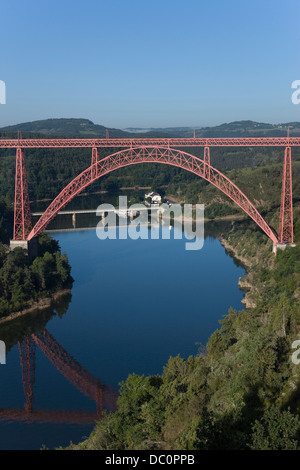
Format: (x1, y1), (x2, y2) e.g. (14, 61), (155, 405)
(32, 207), (161, 216)
(1, 137), (300, 148)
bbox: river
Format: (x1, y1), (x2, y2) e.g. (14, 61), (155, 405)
(0, 218), (246, 450)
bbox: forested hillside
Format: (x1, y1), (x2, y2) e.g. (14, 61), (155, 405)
(0, 201), (73, 318)
(65, 213), (300, 451)
(2, 118), (300, 138)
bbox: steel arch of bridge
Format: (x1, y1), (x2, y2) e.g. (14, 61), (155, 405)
(27, 146), (279, 244)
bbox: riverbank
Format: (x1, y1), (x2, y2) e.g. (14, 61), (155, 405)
(0, 287), (72, 325)
(0, 231), (73, 323)
(218, 235), (260, 309)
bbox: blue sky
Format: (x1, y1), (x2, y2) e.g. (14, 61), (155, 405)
(0, 0), (299, 128)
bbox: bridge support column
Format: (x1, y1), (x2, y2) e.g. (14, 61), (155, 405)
(279, 146), (294, 243)
(91, 146), (99, 180)
(72, 213), (76, 228)
(13, 147), (32, 240)
(204, 146), (210, 179)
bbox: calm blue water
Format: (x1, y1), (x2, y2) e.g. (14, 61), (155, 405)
(0, 226), (245, 450)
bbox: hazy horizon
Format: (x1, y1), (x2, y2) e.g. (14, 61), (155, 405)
(0, 116), (299, 133)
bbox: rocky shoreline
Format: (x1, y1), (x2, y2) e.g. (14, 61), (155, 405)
(0, 288), (72, 325)
(218, 236), (257, 309)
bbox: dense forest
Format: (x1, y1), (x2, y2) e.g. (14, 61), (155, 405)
(0, 200), (73, 318)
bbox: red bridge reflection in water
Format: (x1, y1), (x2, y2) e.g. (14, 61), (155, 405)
(0, 330), (118, 424)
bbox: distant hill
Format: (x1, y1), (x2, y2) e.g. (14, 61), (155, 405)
(1, 118), (300, 138)
(194, 120), (300, 138)
(0, 118), (130, 138)
(126, 121), (300, 137)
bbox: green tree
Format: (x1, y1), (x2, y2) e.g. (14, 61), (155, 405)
(250, 406), (300, 450)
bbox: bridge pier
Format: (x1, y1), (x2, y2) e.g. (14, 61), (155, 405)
(279, 146), (294, 244)
(273, 242), (296, 255)
(10, 237), (38, 261)
(72, 213), (76, 228)
(204, 146), (210, 179)
(14, 147), (33, 240)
